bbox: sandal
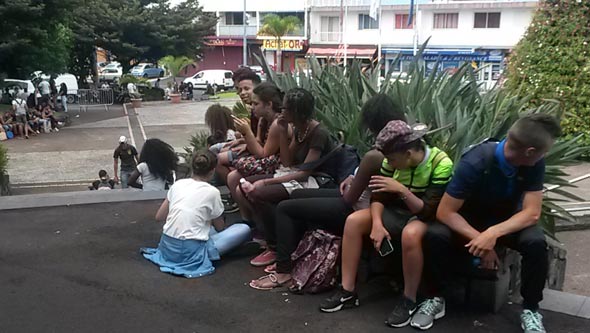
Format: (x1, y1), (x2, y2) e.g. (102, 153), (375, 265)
(264, 263), (277, 274)
(249, 274), (291, 291)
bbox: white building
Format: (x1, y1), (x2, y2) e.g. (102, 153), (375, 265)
(195, 0), (307, 72)
(308, 0), (538, 87)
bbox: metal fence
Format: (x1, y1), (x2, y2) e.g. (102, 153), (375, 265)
(78, 89), (114, 112)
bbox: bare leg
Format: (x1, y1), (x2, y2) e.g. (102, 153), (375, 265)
(233, 183), (254, 221)
(341, 209), (372, 292)
(401, 220), (428, 302)
(215, 151), (233, 184)
(227, 170), (242, 200)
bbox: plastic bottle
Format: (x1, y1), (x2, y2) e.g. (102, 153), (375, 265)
(472, 256), (481, 268)
(240, 178), (255, 193)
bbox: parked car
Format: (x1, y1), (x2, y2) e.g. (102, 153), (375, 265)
(183, 70), (234, 91)
(2, 79), (36, 97)
(247, 65), (266, 82)
(100, 62), (121, 73)
(99, 67), (123, 82)
(130, 63), (165, 78)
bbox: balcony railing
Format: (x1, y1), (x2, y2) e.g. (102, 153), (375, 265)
(317, 31), (341, 42)
(218, 25), (258, 37)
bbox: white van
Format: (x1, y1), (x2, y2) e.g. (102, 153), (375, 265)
(3, 79), (36, 97)
(183, 70), (233, 91)
(35, 72), (79, 103)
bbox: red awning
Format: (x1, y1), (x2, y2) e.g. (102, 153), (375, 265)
(306, 47), (376, 58)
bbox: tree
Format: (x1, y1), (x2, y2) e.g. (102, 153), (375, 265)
(159, 55), (194, 92)
(505, 0), (590, 144)
(0, 1), (76, 78)
(258, 14), (301, 72)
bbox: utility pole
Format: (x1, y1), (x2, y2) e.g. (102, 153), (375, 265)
(243, 0), (247, 66)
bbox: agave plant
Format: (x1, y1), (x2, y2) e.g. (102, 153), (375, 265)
(254, 42), (590, 235)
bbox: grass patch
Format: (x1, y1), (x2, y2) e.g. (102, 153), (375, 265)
(216, 91), (238, 99)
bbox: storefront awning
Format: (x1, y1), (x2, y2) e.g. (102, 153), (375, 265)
(306, 47), (376, 59)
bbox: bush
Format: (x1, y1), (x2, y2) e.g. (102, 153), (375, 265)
(505, 0), (590, 145)
(0, 142), (7, 176)
(138, 87), (165, 101)
(254, 43), (590, 235)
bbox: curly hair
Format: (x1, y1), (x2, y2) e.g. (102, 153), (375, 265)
(139, 138), (178, 183)
(361, 94), (406, 136)
(283, 88), (315, 123)
(205, 104), (235, 140)
(232, 67), (261, 85)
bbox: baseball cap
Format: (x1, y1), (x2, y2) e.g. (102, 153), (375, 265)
(119, 136), (127, 143)
(374, 120), (428, 152)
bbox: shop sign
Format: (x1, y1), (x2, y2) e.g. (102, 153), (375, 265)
(205, 38), (243, 47)
(262, 39), (304, 51)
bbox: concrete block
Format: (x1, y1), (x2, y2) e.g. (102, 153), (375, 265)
(576, 297), (590, 319)
(540, 289), (587, 317)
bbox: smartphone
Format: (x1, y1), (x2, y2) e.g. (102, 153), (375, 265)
(378, 238), (394, 257)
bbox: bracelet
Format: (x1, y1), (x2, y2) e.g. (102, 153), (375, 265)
(399, 192), (408, 201)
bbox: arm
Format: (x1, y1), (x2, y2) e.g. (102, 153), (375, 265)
(261, 148), (322, 186)
(212, 216), (225, 232)
(155, 199), (169, 222)
(113, 158), (119, 182)
(276, 115), (295, 166)
(342, 150), (383, 206)
(436, 194), (481, 241)
(127, 169), (142, 189)
(369, 201), (390, 251)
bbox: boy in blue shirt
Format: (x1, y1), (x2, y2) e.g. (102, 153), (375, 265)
(422, 114), (561, 332)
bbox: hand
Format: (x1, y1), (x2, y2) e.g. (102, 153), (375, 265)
(339, 175), (354, 195)
(479, 249), (500, 270)
(113, 176), (119, 184)
(369, 222), (391, 252)
(231, 143), (247, 156)
(234, 117), (252, 135)
(276, 114), (289, 131)
(465, 228), (498, 257)
(369, 176), (407, 194)
(229, 138), (246, 148)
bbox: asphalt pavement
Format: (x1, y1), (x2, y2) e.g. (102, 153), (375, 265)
(0, 201), (588, 333)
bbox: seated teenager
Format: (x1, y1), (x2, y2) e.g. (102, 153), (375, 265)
(128, 138), (178, 191)
(205, 104), (240, 181)
(425, 114), (561, 332)
(249, 94), (407, 290)
(233, 68), (262, 135)
(234, 88), (335, 270)
(320, 120), (453, 330)
(89, 170), (116, 190)
(141, 151), (251, 278)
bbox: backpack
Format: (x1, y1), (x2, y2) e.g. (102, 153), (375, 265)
(297, 143), (361, 185)
(289, 229), (341, 294)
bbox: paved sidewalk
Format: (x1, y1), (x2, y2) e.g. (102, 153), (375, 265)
(0, 202), (588, 333)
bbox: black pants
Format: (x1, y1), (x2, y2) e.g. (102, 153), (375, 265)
(275, 189), (353, 273)
(425, 222), (548, 310)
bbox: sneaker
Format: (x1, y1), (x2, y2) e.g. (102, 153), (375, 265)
(520, 310), (546, 333)
(386, 296), (417, 328)
(319, 286), (359, 313)
(54, 127), (59, 132)
(222, 197), (239, 214)
(410, 297), (445, 330)
(250, 249), (276, 267)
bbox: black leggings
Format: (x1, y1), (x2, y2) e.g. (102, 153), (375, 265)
(425, 223), (548, 310)
(275, 189), (354, 273)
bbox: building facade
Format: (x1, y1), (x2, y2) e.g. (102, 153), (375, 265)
(308, 0), (538, 88)
(194, 0), (307, 75)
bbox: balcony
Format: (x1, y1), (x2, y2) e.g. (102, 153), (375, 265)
(316, 31), (341, 42)
(218, 25), (258, 37)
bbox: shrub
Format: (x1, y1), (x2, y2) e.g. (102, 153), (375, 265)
(0, 142), (7, 176)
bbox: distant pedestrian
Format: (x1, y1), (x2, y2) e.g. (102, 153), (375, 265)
(127, 82), (140, 99)
(113, 136), (138, 188)
(12, 92), (29, 139)
(38, 79), (50, 101)
(59, 83), (68, 112)
(155, 78), (161, 89)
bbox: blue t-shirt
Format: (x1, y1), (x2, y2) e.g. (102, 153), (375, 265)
(445, 141), (545, 225)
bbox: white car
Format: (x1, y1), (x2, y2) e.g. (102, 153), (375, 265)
(183, 70), (234, 91)
(99, 67), (123, 82)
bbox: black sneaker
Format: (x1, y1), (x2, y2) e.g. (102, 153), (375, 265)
(319, 286), (359, 313)
(222, 197), (239, 214)
(386, 296), (417, 328)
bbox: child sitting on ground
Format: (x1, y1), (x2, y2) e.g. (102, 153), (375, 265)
(141, 150), (252, 278)
(89, 170), (116, 190)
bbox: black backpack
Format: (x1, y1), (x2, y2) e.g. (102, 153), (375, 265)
(297, 143), (361, 185)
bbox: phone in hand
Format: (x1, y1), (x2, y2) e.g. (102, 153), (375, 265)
(378, 238), (394, 257)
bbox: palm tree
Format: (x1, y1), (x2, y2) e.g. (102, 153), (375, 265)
(258, 14), (301, 72)
(158, 55), (195, 93)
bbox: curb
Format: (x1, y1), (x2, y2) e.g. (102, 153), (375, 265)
(0, 189), (166, 211)
(540, 289), (590, 319)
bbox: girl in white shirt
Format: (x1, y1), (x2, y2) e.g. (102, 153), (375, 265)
(128, 138), (177, 191)
(141, 150), (251, 278)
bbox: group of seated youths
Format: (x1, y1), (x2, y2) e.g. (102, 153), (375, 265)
(142, 67), (561, 332)
(1, 91), (62, 140)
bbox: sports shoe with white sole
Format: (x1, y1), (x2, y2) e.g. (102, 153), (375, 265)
(410, 297), (445, 330)
(319, 286), (359, 313)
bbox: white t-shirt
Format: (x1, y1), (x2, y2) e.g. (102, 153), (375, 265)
(12, 98), (27, 116)
(39, 81), (50, 95)
(162, 178), (224, 241)
(127, 83), (137, 94)
(137, 162), (167, 191)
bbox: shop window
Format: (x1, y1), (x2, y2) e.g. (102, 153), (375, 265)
(433, 13), (458, 29)
(474, 13), (501, 28)
(225, 12), (244, 25)
(358, 14), (379, 30)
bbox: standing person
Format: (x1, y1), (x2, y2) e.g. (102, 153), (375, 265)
(113, 136), (139, 189)
(49, 77), (58, 107)
(425, 114), (562, 332)
(59, 83), (68, 113)
(155, 78), (161, 89)
(12, 93), (29, 139)
(141, 151), (252, 278)
(187, 82), (194, 101)
(128, 138), (178, 191)
(127, 81), (139, 99)
(38, 79), (51, 102)
(249, 94), (407, 290)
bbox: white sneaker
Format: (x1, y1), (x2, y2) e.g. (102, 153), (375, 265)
(410, 297), (445, 330)
(54, 128), (59, 132)
(520, 310), (546, 333)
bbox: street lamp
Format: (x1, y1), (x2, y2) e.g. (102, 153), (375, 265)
(243, 0), (247, 66)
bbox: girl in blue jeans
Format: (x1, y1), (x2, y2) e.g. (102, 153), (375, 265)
(141, 150), (251, 278)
